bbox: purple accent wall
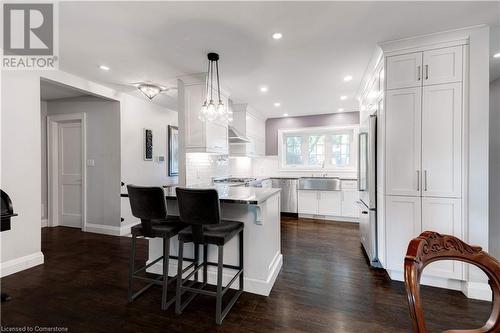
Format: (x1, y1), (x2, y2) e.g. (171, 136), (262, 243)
(265, 112), (360, 155)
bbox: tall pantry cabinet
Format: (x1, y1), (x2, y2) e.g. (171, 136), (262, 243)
(384, 44), (465, 281)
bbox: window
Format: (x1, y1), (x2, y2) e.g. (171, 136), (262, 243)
(279, 126), (358, 170)
(285, 135), (302, 165)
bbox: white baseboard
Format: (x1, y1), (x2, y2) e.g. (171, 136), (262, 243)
(41, 219), (48, 228)
(387, 270), (493, 301)
(464, 282), (493, 301)
(84, 223), (121, 236)
(146, 253), (283, 297)
(1, 252), (44, 277)
(299, 214), (359, 223)
(84, 222), (138, 237)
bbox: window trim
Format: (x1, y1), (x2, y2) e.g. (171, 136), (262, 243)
(278, 125), (359, 171)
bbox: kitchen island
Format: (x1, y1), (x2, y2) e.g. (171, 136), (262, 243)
(146, 185), (282, 296)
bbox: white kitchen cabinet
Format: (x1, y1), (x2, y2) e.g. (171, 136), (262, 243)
(341, 189), (359, 218)
(423, 46), (462, 86)
(298, 190), (318, 215)
(181, 81), (229, 154)
(385, 195), (421, 272)
(386, 52), (423, 90)
(421, 197), (463, 279)
(318, 191), (341, 216)
(385, 87), (422, 196)
(421, 83), (462, 198)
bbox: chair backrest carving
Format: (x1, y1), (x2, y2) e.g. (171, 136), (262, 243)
(404, 231), (500, 333)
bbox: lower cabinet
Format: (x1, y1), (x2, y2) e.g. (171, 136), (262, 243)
(318, 191), (341, 216)
(298, 190), (318, 215)
(298, 184), (359, 219)
(385, 195), (463, 280)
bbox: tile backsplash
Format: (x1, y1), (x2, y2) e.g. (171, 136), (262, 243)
(186, 153), (229, 186)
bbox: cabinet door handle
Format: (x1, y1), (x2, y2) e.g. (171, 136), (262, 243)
(416, 170), (420, 191)
(417, 66), (421, 81)
(425, 65), (429, 80)
(424, 170), (428, 191)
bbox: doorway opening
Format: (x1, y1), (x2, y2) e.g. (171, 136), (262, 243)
(41, 79), (121, 231)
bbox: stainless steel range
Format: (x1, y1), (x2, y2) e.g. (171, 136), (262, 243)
(213, 177), (257, 187)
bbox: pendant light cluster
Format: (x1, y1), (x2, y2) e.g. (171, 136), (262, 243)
(199, 52), (232, 122)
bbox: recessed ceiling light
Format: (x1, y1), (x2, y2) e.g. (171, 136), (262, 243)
(340, 95), (348, 100)
(272, 32), (283, 40)
(338, 108), (344, 112)
(283, 113), (289, 117)
(343, 75), (353, 82)
(99, 65), (110, 71)
(260, 86), (268, 92)
(274, 102), (281, 107)
(494, 52), (500, 58)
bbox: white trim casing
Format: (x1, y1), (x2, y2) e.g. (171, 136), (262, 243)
(0, 252), (44, 278)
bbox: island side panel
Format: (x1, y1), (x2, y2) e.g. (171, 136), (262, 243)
(147, 192), (282, 296)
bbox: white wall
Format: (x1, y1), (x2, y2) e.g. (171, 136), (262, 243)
(120, 93), (178, 229)
(1, 68), (177, 276)
(1, 71), (45, 276)
(43, 96), (121, 228)
(490, 78), (500, 259)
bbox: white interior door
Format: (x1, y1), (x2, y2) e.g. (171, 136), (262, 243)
(58, 120), (83, 228)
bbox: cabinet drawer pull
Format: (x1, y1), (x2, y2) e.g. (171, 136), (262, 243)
(417, 66), (421, 81)
(425, 65), (429, 80)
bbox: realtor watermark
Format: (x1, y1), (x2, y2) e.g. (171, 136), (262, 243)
(2, 2), (58, 70)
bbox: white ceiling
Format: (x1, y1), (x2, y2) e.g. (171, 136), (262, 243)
(58, 2), (499, 118)
(40, 79), (90, 100)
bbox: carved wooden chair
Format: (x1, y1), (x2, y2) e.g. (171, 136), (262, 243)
(404, 231), (500, 333)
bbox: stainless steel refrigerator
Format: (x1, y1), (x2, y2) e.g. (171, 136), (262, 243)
(358, 113), (380, 267)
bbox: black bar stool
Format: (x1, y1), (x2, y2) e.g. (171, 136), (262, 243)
(174, 187), (244, 325)
(127, 185), (196, 310)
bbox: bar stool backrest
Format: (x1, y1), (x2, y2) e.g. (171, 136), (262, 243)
(127, 185), (167, 237)
(175, 187), (221, 244)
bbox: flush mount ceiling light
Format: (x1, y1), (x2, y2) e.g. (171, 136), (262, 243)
(343, 75), (353, 82)
(494, 52), (500, 58)
(260, 86), (268, 93)
(99, 65), (110, 71)
(272, 32), (283, 40)
(199, 53), (232, 122)
(136, 83), (166, 100)
(274, 102), (281, 107)
(340, 95), (348, 100)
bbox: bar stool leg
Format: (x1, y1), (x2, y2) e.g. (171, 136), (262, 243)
(128, 233), (137, 302)
(175, 240), (184, 315)
(215, 245), (224, 325)
(239, 230), (244, 292)
(203, 244), (208, 284)
(161, 237), (170, 310)
(194, 243), (200, 282)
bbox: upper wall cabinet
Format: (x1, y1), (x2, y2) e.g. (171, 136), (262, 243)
(386, 46), (463, 90)
(386, 52), (423, 90)
(423, 46), (462, 86)
(181, 81), (229, 154)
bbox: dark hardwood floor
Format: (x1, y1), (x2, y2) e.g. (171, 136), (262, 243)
(0, 219), (492, 332)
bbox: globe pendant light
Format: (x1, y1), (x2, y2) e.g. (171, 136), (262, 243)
(199, 53), (231, 122)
